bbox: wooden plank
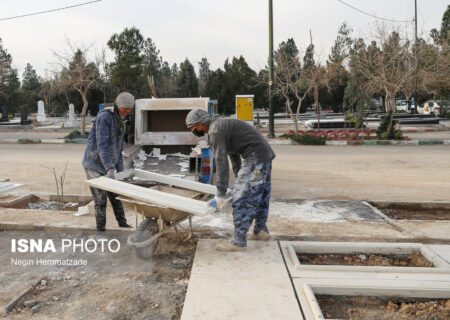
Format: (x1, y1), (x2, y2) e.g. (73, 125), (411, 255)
(86, 177), (213, 216)
(127, 169), (217, 195)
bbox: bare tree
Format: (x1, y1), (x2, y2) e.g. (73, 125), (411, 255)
(40, 75), (55, 111)
(273, 53), (295, 128)
(421, 41), (450, 98)
(308, 64), (328, 129)
(351, 27), (416, 131)
(53, 42), (100, 135)
(41, 162), (68, 211)
(273, 50), (318, 133)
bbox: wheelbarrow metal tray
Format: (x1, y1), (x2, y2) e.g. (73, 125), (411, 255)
(86, 177), (214, 216)
(118, 196), (191, 222)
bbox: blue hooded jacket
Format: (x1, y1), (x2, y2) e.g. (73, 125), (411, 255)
(82, 107), (125, 174)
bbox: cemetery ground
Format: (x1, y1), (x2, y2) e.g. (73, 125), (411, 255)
(0, 135), (450, 319)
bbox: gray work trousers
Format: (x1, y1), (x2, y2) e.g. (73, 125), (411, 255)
(85, 169), (127, 231)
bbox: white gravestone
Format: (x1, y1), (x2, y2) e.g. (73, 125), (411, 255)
(37, 101), (46, 122)
(64, 103), (79, 128)
(69, 104), (75, 121)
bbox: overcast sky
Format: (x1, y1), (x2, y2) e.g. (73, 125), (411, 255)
(0, 0), (447, 78)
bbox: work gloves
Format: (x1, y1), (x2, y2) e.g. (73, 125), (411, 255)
(215, 196), (226, 212)
(106, 168), (116, 180)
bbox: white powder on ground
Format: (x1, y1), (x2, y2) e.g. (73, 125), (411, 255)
(269, 200), (369, 222)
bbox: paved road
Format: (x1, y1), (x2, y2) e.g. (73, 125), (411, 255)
(1, 143), (449, 201)
(271, 144), (450, 201)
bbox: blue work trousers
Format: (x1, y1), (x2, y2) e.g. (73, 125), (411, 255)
(231, 162), (272, 247)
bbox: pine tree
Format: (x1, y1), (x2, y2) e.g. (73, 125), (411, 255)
(326, 23), (353, 112)
(107, 27), (144, 92)
(22, 63), (41, 91)
(430, 5), (449, 45)
(177, 59), (198, 97)
(0, 38), (20, 110)
(198, 57), (210, 96)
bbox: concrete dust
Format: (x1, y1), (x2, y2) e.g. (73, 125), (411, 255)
(298, 251), (432, 267)
(269, 200), (383, 222)
(27, 201), (82, 211)
(317, 295), (450, 320)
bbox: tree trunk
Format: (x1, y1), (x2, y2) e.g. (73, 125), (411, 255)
(80, 92), (89, 135)
(386, 93), (395, 134)
(285, 99), (298, 134)
(285, 100), (291, 116)
(292, 114), (299, 134)
(314, 85), (320, 129)
(120, 78), (125, 92)
(295, 98), (304, 134)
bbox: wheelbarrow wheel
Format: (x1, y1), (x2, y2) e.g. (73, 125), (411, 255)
(134, 218), (159, 260)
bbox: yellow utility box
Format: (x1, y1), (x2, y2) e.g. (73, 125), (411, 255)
(236, 95), (254, 121)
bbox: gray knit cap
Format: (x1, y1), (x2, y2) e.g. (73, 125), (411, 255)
(185, 109), (212, 128)
(115, 92), (135, 110)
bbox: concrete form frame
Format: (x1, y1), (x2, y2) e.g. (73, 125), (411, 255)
(134, 97), (210, 145)
(297, 282), (450, 320)
(281, 241), (450, 276)
(279, 241), (450, 320)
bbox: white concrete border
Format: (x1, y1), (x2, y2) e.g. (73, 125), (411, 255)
(296, 282), (450, 320)
(280, 241), (450, 277)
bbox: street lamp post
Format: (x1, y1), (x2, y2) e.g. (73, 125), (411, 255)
(268, 0), (275, 138)
(413, 0), (418, 113)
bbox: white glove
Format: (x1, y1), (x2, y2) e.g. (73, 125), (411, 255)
(106, 168), (116, 179)
(215, 196), (226, 212)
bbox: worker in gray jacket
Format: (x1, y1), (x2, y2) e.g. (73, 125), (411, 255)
(186, 109), (275, 251)
(82, 92), (134, 232)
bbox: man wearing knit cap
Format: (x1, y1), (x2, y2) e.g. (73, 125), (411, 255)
(186, 109), (275, 251)
(82, 92), (135, 232)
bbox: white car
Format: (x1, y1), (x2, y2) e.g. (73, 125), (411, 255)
(396, 100), (416, 113)
(418, 100), (444, 116)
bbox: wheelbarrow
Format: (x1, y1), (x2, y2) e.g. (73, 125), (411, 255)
(86, 170), (220, 259)
(118, 185), (212, 259)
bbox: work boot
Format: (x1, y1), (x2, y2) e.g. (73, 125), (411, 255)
(248, 230), (270, 241)
(215, 240), (246, 252)
(118, 222), (133, 228)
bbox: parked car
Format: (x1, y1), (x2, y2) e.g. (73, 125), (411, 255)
(418, 100), (445, 116)
(396, 100), (417, 113)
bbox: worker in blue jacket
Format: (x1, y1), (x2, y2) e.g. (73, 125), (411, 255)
(82, 92), (134, 232)
(186, 109), (276, 252)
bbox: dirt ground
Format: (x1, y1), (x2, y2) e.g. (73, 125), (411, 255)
(1, 143), (450, 201)
(381, 208), (450, 220)
(317, 295), (450, 320)
(2, 232), (197, 320)
(1, 140), (449, 319)
(297, 251), (432, 267)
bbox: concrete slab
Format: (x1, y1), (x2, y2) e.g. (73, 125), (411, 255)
(392, 220), (450, 240)
(269, 200), (386, 222)
(0, 183), (23, 194)
(427, 245), (450, 264)
(181, 239), (303, 320)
